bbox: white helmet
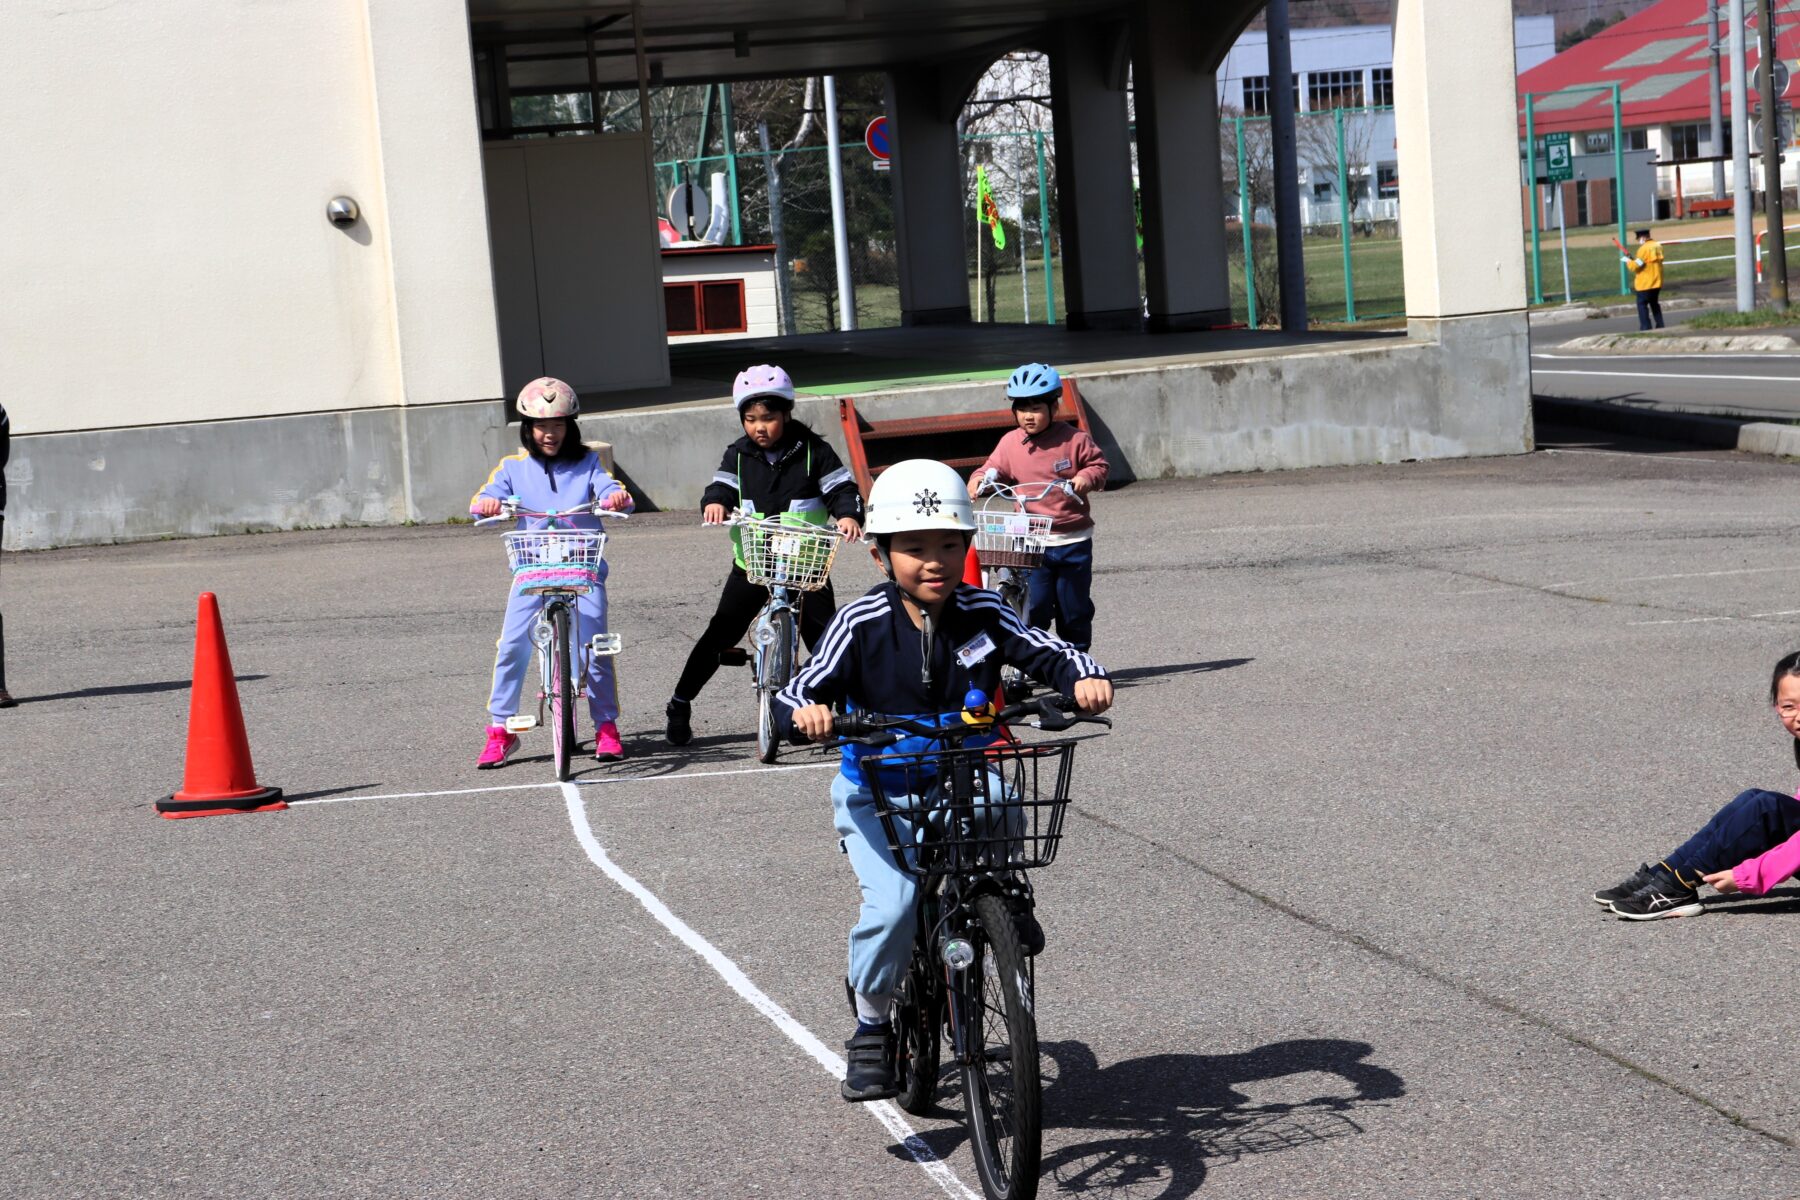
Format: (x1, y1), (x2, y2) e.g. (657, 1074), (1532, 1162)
(866, 459), (976, 536)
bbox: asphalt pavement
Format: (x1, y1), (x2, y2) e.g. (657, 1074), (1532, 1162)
(6, 437), (1800, 1198)
(1531, 293), (1800, 421)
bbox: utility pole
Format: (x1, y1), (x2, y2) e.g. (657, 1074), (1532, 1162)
(1267, 0), (1307, 332)
(1731, 0), (1756, 310)
(1756, 0), (1788, 308)
(822, 75), (858, 330)
(1710, 1), (1727, 200)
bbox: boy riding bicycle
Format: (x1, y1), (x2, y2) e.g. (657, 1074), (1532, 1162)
(777, 458), (1112, 1102)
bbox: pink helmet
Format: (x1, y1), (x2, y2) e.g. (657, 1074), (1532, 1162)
(731, 364), (796, 414)
(516, 376), (580, 420)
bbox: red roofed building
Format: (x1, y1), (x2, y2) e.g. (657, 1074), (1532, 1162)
(1517, 0), (1800, 224)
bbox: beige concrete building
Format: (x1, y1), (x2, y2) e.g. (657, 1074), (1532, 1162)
(4, 0), (1531, 550)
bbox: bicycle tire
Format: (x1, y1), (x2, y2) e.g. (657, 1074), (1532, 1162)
(962, 893), (1041, 1200)
(755, 607), (794, 765)
(893, 948), (941, 1115)
(550, 605), (575, 782)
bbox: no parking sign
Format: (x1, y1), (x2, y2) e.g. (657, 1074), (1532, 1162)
(866, 117), (891, 172)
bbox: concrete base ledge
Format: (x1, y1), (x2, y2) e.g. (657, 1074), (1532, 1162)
(6, 314), (1533, 550)
(1560, 333), (1799, 353)
(1528, 298), (1709, 327)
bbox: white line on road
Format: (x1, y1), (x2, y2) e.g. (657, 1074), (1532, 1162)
(1535, 368), (1800, 383)
(1538, 448), (1739, 466)
(1532, 351), (1800, 361)
(289, 761), (836, 807)
(1629, 608), (1800, 627)
(560, 784), (980, 1200)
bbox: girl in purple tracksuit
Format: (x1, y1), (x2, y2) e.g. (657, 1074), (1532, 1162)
(470, 377), (634, 768)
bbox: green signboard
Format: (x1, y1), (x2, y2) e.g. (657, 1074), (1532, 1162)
(1544, 131), (1573, 183)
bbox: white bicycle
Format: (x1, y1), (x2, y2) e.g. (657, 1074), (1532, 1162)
(475, 500), (626, 781)
(972, 476), (1077, 697)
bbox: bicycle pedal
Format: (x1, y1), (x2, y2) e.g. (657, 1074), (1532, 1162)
(503, 715), (538, 733)
(589, 633), (623, 657)
(718, 647), (751, 667)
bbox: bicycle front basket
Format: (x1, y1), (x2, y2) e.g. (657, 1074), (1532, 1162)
(974, 509), (1053, 571)
(864, 740), (1076, 878)
(739, 518), (840, 591)
(503, 530), (607, 595)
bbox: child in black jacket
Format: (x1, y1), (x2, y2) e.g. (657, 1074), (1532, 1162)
(665, 365), (862, 745)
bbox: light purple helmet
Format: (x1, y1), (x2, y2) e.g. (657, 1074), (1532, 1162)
(732, 364), (796, 415)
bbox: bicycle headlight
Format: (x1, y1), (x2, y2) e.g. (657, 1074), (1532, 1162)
(941, 937), (976, 971)
(752, 622), (779, 647)
(531, 621), (554, 648)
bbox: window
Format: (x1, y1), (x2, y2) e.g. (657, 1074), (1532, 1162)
(1312, 178), (1335, 200)
(1370, 67), (1394, 107)
(1307, 69), (1365, 111)
(1377, 163), (1399, 199)
(663, 280), (747, 336)
(1243, 73), (1299, 116)
(1625, 128), (1650, 151)
(1669, 122), (1701, 160)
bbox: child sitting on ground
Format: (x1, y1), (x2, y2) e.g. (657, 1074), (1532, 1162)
(968, 363), (1109, 651)
(777, 458), (1112, 1101)
(470, 377), (634, 766)
(664, 364), (862, 745)
(1595, 651), (1800, 919)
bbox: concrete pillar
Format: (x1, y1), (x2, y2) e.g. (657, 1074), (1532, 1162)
(886, 67), (971, 324)
(1130, 0), (1233, 331)
(1047, 19), (1141, 330)
(1392, 0), (1528, 320)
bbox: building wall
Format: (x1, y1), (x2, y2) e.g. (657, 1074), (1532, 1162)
(661, 250), (780, 341)
(4, 0), (501, 439)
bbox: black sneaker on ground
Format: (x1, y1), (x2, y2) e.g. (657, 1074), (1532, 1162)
(1592, 862), (1658, 907)
(665, 699), (692, 747)
(1610, 865), (1704, 920)
(840, 1028), (898, 1102)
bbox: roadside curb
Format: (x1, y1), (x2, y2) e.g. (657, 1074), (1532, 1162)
(1528, 298), (1709, 327)
(1558, 332), (1800, 353)
(1534, 395), (1800, 457)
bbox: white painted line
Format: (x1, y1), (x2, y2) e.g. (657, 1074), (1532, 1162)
(289, 761), (836, 807)
(1629, 608), (1800, 627)
(560, 784), (979, 1200)
(1534, 368), (1800, 383)
(1532, 351), (1800, 361)
(289, 780), (558, 807)
(1539, 448), (1738, 466)
(574, 761), (838, 787)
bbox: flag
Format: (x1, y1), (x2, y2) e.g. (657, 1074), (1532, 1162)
(976, 165), (1006, 251)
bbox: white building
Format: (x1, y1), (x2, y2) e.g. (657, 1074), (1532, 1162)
(1218, 17), (1556, 225)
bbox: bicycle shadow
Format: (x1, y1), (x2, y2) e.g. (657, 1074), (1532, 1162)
(1109, 659), (1252, 688)
(15, 674), (268, 705)
(899, 1037), (1403, 1199)
(562, 728), (777, 779)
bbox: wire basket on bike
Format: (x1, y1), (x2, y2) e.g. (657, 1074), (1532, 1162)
(736, 514), (841, 592)
(974, 502), (1053, 571)
(865, 740), (1076, 877)
(502, 529), (607, 595)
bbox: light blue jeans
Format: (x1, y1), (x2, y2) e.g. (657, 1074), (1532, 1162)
(486, 564), (617, 726)
(832, 766), (1022, 999)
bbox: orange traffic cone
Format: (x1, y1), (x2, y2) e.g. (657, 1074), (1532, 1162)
(156, 593), (285, 819)
(963, 544), (985, 590)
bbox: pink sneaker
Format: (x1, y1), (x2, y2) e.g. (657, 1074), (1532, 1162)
(594, 721), (624, 762)
(477, 724), (520, 769)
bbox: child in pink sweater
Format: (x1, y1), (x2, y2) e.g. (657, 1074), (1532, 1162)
(1595, 651), (1800, 919)
(967, 363), (1109, 649)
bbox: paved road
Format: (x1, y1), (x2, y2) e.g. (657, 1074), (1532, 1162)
(6, 437), (1800, 1198)
(1531, 298), (1800, 420)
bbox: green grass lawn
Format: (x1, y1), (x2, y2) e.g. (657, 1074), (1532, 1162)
(779, 231), (1800, 335)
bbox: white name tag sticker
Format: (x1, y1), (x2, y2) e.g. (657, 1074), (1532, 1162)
(956, 631), (998, 668)
(1054, 458), (1072, 473)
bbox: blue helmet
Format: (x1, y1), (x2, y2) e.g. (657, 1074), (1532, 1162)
(1005, 362), (1062, 405)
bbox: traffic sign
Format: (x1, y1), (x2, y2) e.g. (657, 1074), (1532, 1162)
(1750, 58), (1792, 103)
(865, 116), (890, 162)
(667, 181), (708, 240)
(1544, 131), (1573, 183)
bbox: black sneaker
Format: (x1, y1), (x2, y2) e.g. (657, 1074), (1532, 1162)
(840, 1028), (898, 1102)
(665, 699), (692, 747)
(1610, 865), (1704, 921)
(1592, 863), (1658, 907)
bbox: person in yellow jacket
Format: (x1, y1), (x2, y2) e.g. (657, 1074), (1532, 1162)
(1624, 228), (1665, 331)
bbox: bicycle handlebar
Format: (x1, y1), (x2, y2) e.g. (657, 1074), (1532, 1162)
(975, 475), (1081, 504)
(716, 506), (861, 540)
(820, 693), (1111, 749)
(472, 499), (631, 527)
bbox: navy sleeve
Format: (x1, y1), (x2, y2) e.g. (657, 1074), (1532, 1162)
(963, 590), (1105, 696)
(701, 445), (739, 510)
(812, 439), (863, 521)
(773, 601), (863, 738)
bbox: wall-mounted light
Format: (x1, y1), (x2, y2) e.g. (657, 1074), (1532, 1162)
(326, 196), (360, 226)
